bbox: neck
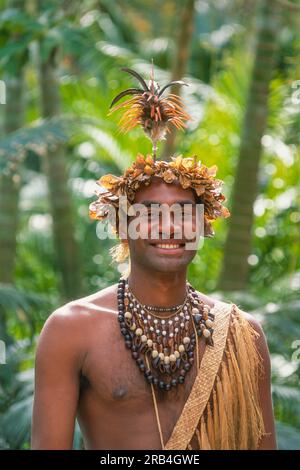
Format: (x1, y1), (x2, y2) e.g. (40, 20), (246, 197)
(127, 264), (188, 310)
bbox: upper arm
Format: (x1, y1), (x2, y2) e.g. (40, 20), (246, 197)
(244, 313), (277, 450)
(31, 306), (84, 449)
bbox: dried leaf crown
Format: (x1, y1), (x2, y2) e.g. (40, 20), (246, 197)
(89, 154), (230, 236)
(89, 66), (231, 262)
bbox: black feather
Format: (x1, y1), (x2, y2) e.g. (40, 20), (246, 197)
(158, 80), (188, 97)
(121, 67), (149, 91)
(110, 88), (143, 108)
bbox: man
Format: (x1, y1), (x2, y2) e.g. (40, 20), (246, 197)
(31, 67), (277, 450)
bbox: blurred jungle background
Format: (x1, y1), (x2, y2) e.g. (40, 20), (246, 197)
(0, 0), (299, 450)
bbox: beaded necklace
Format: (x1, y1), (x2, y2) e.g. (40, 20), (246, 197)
(117, 277), (215, 392)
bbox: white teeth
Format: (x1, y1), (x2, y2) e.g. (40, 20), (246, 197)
(156, 244), (181, 249)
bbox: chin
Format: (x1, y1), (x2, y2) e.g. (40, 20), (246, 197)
(146, 255), (194, 272)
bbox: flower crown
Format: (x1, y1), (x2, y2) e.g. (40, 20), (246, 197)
(89, 66), (230, 263)
(89, 153), (230, 233)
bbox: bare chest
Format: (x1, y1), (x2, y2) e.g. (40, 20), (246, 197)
(77, 312), (205, 447)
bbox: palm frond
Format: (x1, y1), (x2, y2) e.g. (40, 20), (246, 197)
(0, 283), (49, 314)
(0, 283), (51, 338)
(0, 115), (100, 174)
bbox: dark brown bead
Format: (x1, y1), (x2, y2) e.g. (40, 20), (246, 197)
(139, 343), (147, 353)
(125, 341), (132, 349)
(132, 352), (138, 359)
(180, 369), (186, 377)
(184, 363), (191, 371)
(153, 356), (160, 369)
(159, 381), (165, 390)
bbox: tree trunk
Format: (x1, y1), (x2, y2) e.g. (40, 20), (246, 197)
(218, 0), (281, 291)
(39, 47), (82, 300)
(0, 0), (25, 283)
(160, 0), (195, 161)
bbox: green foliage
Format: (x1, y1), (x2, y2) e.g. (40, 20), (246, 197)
(0, 0), (299, 451)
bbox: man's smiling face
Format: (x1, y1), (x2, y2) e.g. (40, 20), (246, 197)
(123, 176), (202, 273)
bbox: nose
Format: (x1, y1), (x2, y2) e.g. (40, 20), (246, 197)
(160, 208), (182, 239)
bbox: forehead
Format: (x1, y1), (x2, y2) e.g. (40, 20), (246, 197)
(133, 176), (196, 204)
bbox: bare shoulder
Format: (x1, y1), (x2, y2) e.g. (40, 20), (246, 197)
(37, 283), (120, 360)
(43, 283), (119, 329)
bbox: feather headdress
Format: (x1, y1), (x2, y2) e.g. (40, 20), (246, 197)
(89, 64), (230, 263)
(109, 65), (191, 159)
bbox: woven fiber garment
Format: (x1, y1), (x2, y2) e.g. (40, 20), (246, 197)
(164, 301), (267, 450)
